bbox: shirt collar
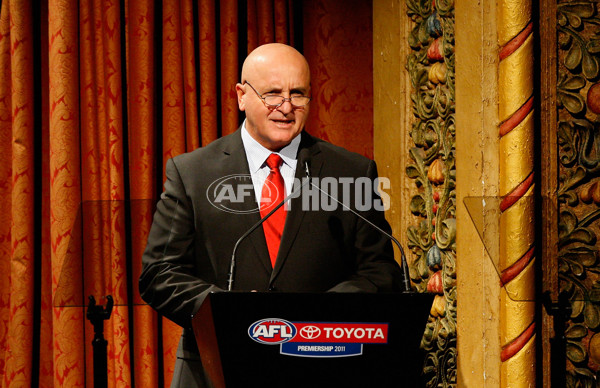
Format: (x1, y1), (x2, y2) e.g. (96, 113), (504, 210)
(241, 120), (301, 173)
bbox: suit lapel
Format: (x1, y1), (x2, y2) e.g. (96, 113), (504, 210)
(271, 132), (323, 283)
(222, 130), (273, 274)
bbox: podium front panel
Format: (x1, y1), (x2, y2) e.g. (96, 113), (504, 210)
(194, 292), (433, 387)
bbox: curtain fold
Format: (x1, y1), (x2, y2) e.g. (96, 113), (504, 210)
(198, 0), (218, 146)
(127, 0), (158, 386)
(48, 0), (84, 386)
(5, 0), (35, 385)
(302, 0), (374, 158)
(0, 0), (373, 386)
(162, 0), (187, 163)
(219, 1), (239, 137)
(39, 2), (54, 386)
(0, 3), (11, 385)
(181, 0), (200, 152)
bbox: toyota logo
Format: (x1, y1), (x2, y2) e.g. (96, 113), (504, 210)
(299, 325), (321, 339)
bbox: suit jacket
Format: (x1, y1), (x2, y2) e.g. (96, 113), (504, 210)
(139, 129), (403, 387)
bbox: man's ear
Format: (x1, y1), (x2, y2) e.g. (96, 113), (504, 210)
(235, 83), (246, 111)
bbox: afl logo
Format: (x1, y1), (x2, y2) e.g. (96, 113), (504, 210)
(206, 174), (260, 214)
(248, 318), (297, 345)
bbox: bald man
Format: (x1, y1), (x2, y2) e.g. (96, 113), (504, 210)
(139, 43), (403, 387)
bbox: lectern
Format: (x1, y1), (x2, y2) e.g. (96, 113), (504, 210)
(192, 292), (433, 387)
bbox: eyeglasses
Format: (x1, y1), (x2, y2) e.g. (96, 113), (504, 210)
(245, 82), (311, 108)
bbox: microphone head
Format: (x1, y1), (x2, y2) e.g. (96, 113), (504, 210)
(297, 148), (311, 164)
(297, 148), (311, 178)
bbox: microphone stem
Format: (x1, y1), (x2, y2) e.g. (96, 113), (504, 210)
(311, 184), (412, 293)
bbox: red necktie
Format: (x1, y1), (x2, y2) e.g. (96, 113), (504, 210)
(260, 154), (286, 267)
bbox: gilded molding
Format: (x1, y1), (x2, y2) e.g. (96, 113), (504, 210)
(497, 0), (536, 387)
(500, 335), (536, 384)
(497, 1), (532, 46)
(499, 188), (535, 269)
(501, 263), (536, 344)
(499, 114), (535, 195)
(498, 34), (534, 122)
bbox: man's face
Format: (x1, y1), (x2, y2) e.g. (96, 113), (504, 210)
(236, 59), (310, 151)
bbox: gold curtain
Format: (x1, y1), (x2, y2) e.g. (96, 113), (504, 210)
(1, 0), (297, 386)
(0, 0), (373, 386)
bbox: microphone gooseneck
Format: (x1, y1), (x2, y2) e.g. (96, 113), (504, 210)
(226, 148), (412, 293)
(308, 182), (413, 293)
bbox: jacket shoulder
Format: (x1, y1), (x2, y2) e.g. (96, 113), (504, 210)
(171, 131), (240, 166)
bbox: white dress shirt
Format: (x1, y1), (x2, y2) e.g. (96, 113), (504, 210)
(241, 120), (300, 205)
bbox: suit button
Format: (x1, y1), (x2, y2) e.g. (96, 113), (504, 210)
(268, 286), (276, 292)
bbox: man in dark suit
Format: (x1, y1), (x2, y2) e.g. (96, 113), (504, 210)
(139, 43), (403, 387)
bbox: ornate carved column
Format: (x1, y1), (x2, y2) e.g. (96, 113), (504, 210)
(497, 1), (537, 386)
(455, 0), (536, 385)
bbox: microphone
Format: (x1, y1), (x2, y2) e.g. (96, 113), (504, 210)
(227, 149), (311, 291)
(307, 179), (413, 293)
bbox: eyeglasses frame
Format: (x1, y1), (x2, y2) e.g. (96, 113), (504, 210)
(244, 81), (311, 109)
